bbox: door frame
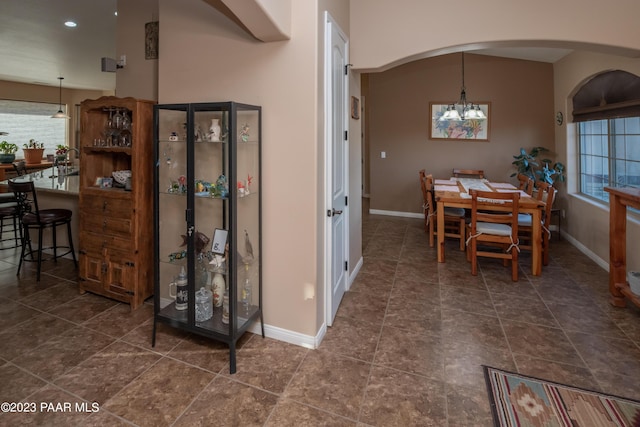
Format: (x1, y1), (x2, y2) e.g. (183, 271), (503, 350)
(323, 11), (349, 327)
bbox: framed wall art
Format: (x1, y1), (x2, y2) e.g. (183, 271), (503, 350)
(145, 21), (159, 60)
(351, 96), (360, 120)
(429, 102), (491, 141)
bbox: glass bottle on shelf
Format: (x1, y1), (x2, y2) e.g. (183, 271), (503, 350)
(241, 262), (252, 314)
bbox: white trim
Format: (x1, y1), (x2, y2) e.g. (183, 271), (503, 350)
(246, 320), (325, 349)
(161, 297), (326, 349)
(348, 256), (363, 291)
(369, 209), (423, 219)
(559, 230), (609, 271)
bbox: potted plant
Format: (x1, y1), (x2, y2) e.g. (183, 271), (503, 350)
(511, 146), (566, 185)
(22, 139), (45, 164)
(55, 144), (69, 163)
(511, 146), (565, 206)
(0, 141), (19, 164)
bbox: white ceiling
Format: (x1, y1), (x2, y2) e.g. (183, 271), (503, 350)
(0, 0), (575, 91)
(0, 0), (117, 91)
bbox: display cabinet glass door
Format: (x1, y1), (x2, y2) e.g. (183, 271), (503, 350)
(155, 105), (191, 327)
(233, 108), (261, 334)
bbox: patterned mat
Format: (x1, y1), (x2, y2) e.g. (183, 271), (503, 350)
(483, 366), (640, 426)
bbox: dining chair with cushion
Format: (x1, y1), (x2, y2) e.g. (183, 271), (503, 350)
(466, 189), (520, 281)
(518, 181), (555, 266)
(419, 170), (466, 250)
(517, 173), (534, 196)
(452, 168), (485, 179)
(8, 179), (77, 281)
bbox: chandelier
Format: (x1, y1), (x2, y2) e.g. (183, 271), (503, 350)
(439, 52), (486, 121)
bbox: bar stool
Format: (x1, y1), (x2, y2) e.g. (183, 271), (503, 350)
(0, 196), (20, 249)
(8, 179), (77, 281)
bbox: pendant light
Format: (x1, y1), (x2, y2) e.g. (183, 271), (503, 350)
(439, 53), (486, 121)
(51, 77), (70, 119)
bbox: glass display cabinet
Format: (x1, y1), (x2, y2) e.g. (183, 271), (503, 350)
(152, 102), (262, 374)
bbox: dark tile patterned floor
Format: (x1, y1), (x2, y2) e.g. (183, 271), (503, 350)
(1, 204), (640, 426)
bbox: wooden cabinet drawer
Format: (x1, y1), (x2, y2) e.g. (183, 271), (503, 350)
(80, 214), (133, 239)
(80, 231), (135, 255)
(81, 195), (133, 218)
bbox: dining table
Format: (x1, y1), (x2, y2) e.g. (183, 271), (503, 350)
(434, 177), (545, 276)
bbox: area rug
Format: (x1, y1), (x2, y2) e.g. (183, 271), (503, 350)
(483, 365), (640, 427)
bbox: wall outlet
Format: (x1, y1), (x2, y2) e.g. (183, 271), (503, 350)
(561, 209), (566, 218)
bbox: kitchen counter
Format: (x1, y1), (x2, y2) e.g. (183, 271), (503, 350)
(1, 167), (80, 255)
(2, 167), (79, 195)
(0, 161), (54, 181)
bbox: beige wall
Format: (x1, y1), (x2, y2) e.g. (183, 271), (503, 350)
(115, 0), (640, 341)
(554, 51), (640, 272)
(351, 0), (640, 280)
(349, 0), (640, 72)
(157, 0), (355, 339)
(0, 80), (111, 149)
(366, 54), (554, 214)
(116, 0), (159, 101)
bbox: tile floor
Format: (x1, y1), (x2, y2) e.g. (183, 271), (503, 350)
(1, 205), (640, 426)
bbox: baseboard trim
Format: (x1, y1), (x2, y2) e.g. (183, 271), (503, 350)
(559, 230), (609, 271)
(348, 256), (363, 291)
(160, 296), (323, 349)
(369, 209), (422, 219)
(246, 320), (324, 349)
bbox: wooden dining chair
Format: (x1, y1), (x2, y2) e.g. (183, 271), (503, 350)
(518, 181), (555, 266)
(452, 168), (485, 179)
(466, 189), (520, 281)
(516, 173), (534, 196)
(419, 171), (466, 250)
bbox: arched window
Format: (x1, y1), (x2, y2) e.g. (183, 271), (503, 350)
(574, 70), (640, 202)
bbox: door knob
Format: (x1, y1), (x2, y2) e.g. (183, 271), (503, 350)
(332, 208), (343, 216)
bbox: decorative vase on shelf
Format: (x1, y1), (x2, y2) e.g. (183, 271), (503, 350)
(209, 119), (221, 142)
(212, 269), (225, 307)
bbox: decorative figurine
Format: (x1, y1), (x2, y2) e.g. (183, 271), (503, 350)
(244, 229), (254, 261)
(240, 123), (250, 142)
(208, 119), (221, 142)
(215, 175), (228, 198)
(169, 132), (179, 141)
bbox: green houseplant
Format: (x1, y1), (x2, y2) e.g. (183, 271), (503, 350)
(511, 146), (566, 185)
(22, 139), (46, 164)
(0, 141), (19, 164)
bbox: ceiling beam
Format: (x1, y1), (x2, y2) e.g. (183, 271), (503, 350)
(216, 0), (291, 42)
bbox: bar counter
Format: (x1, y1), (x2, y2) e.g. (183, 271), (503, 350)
(1, 167), (79, 255)
(5, 167), (79, 195)
(0, 161), (54, 181)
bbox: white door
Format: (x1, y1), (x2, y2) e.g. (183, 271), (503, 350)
(325, 13), (349, 326)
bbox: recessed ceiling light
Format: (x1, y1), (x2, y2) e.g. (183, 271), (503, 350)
(64, 21), (77, 28)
